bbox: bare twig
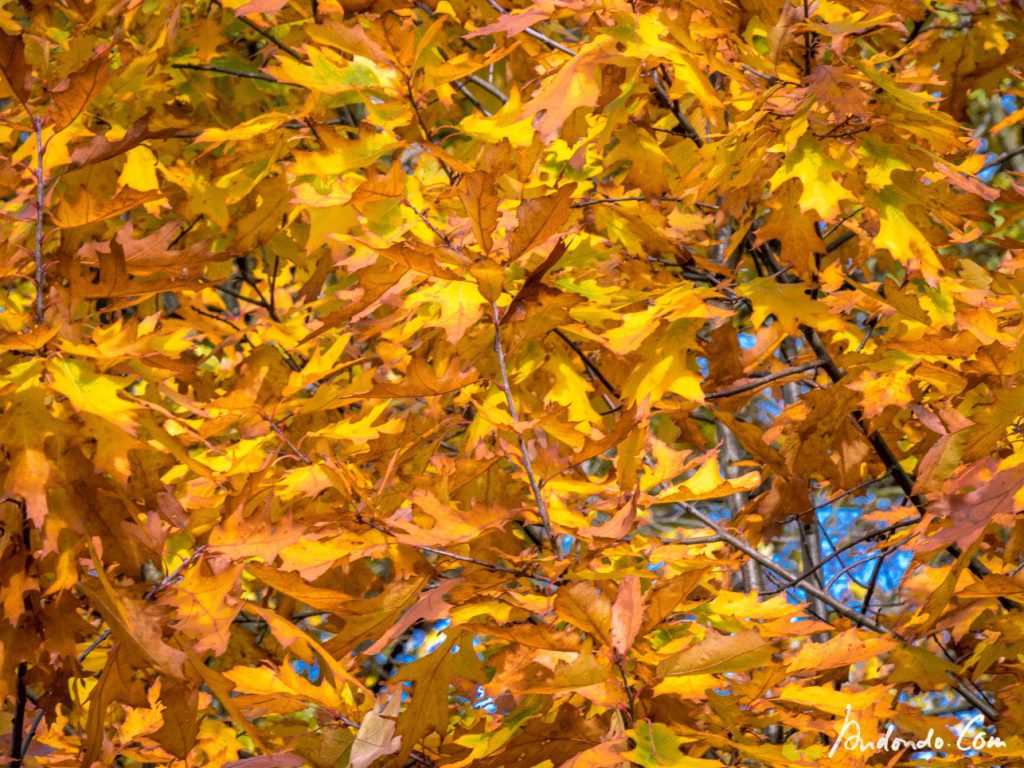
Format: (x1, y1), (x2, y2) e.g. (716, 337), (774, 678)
(981, 145), (1024, 172)
(551, 328), (621, 401)
(464, 73), (509, 103)
(32, 118), (45, 325)
(171, 63), (284, 83)
(453, 78), (491, 115)
(405, 81), (455, 183)
(237, 16), (304, 61)
(403, 200), (454, 247)
(825, 230), (856, 253)
(822, 207), (863, 239)
(706, 359), (826, 400)
(269, 418), (311, 464)
(216, 284), (275, 314)
(764, 517), (919, 593)
(779, 474), (886, 526)
(491, 304), (557, 548)
(649, 69), (704, 147)
(357, 514), (552, 583)
(571, 195), (687, 208)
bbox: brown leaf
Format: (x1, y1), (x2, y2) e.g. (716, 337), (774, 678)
(51, 50), (114, 131)
(554, 581), (613, 647)
(508, 185), (575, 261)
(459, 171), (499, 254)
(151, 678), (199, 759)
(914, 459), (1024, 552)
(502, 238), (567, 324)
(234, 0), (290, 14)
(0, 32), (31, 110)
(370, 355), (478, 398)
(54, 186), (164, 228)
(786, 629), (897, 673)
(69, 114), (179, 170)
(610, 575), (644, 657)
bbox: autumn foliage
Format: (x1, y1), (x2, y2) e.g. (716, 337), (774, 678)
(2, 0), (1024, 766)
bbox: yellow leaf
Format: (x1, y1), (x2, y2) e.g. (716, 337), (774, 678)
(197, 112), (293, 142)
(160, 562), (242, 655)
(47, 358), (138, 432)
(117, 145), (159, 191)
(871, 187), (942, 284)
(267, 47), (396, 95)
(657, 629), (773, 676)
(770, 135), (851, 220)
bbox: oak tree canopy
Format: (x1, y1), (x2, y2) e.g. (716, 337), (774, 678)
(1, 1), (1024, 767)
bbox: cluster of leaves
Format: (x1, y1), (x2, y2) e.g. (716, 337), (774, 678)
(2, 0), (1024, 766)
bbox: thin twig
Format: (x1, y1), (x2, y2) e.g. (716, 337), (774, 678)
(403, 200), (453, 247)
(491, 304), (557, 548)
(981, 145), (1024, 171)
(171, 63), (284, 83)
(779, 474), (886, 526)
(452, 78), (491, 115)
(649, 69), (704, 147)
(825, 230), (856, 253)
(269, 418), (311, 464)
(237, 16), (304, 61)
(860, 549), (888, 615)
(216, 284), (275, 314)
(822, 207), (863, 239)
(32, 118), (45, 325)
(765, 517), (919, 593)
(464, 73), (509, 103)
(705, 359), (826, 400)
(551, 328), (621, 400)
(823, 552), (885, 591)
(406, 81), (455, 183)
(357, 515), (551, 583)
(571, 195), (687, 208)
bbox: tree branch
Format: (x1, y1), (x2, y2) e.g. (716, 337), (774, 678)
(678, 501), (999, 719)
(749, 240), (1019, 609)
(10, 662), (26, 768)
